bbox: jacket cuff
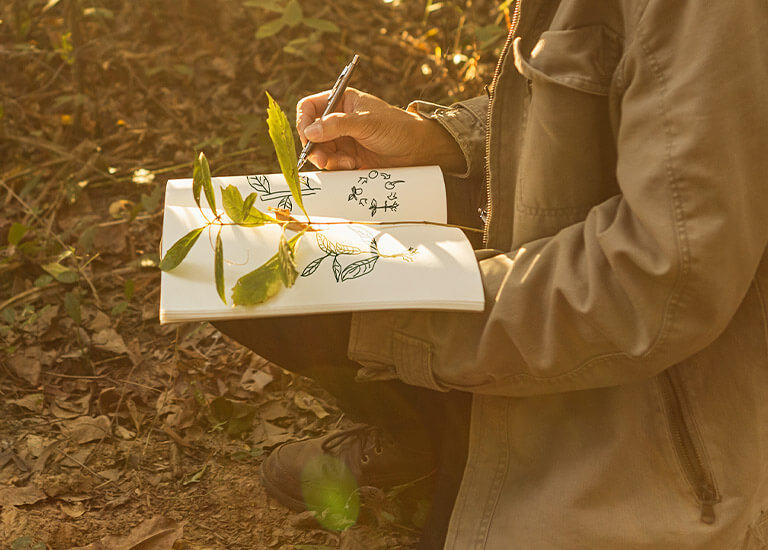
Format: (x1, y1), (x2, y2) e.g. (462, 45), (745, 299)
(407, 97), (488, 183)
(348, 311), (448, 392)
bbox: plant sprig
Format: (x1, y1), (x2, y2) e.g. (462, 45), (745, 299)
(159, 93), (309, 306)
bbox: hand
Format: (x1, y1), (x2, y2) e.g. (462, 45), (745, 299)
(296, 88), (465, 172)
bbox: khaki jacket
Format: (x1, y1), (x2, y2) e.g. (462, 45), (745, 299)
(348, 0), (768, 547)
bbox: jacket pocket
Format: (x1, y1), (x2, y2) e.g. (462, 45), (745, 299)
(658, 369), (721, 524)
(514, 25), (621, 220)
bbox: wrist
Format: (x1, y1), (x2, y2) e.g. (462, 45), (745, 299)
(409, 112), (467, 174)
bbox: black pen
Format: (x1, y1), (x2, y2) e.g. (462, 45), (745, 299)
(297, 53), (360, 171)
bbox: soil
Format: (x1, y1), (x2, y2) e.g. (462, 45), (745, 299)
(0, 0), (509, 547)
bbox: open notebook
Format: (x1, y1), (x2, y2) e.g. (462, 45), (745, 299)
(159, 165), (484, 323)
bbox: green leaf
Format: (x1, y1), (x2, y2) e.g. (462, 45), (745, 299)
(200, 153), (216, 212)
(303, 18), (340, 33)
(159, 226), (204, 271)
(231, 257), (283, 306)
(266, 92), (307, 218)
(283, 0), (303, 26)
(41, 261), (78, 284)
(215, 227), (226, 304)
(231, 233), (302, 305)
(222, 184), (246, 223)
(243, 192), (258, 218)
(8, 222), (29, 246)
(278, 231), (298, 287)
(193, 153), (204, 210)
(244, 209), (276, 226)
(256, 18), (286, 39)
(222, 185), (274, 226)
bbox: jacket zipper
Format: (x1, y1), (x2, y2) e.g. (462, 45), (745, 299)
(482, 0), (522, 247)
(658, 370), (719, 524)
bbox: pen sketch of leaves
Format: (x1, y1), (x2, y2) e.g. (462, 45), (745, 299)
(332, 256), (342, 282)
(300, 256), (325, 277)
(340, 256), (379, 281)
(248, 175), (270, 195)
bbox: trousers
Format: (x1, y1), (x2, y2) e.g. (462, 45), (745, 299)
(213, 313), (470, 550)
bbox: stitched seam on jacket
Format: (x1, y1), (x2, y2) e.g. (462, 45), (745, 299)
(558, 0), (690, 381)
(630, 3), (690, 362)
(469, 397), (512, 548)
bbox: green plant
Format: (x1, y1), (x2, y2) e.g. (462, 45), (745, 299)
(245, 0), (340, 39)
(159, 92), (306, 306)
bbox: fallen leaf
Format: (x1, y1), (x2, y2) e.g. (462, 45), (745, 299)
(59, 415), (111, 444)
(7, 348), (43, 386)
(251, 420), (293, 449)
(293, 391), (330, 419)
(0, 484), (47, 506)
(70, 515), (183, 550)
(92, 328), (129, 355)
(8, 394), (45, 413)
(59, 500), (86, 518)
(239, 367), (274, 393)
(50, 392), (91, 419)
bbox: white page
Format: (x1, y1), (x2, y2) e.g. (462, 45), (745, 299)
(159, 166), (484, 322)
(163, 165), (447, 223)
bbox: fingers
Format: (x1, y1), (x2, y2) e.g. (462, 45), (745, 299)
(296, 90), (332, 145)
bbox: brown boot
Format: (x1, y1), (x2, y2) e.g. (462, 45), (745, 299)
(259, 424), (436, 523)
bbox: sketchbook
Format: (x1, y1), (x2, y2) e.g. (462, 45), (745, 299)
(159, 165), (484, 323)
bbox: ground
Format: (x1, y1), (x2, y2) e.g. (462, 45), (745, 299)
(0, 1), (509, 547)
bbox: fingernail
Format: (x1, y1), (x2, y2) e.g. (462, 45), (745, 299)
(339, 158), (354, 170)
(305, 122), (322, 140)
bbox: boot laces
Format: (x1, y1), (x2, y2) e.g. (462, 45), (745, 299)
(322, 425), (385, 464)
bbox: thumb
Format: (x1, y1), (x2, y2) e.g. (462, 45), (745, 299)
(304, 112), (366, 143)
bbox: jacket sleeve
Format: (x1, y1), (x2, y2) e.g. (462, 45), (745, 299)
(406, 95), (488, 184)
(348, 0), (768, 396)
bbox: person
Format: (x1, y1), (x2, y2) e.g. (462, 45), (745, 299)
(217, 0), (768, 547)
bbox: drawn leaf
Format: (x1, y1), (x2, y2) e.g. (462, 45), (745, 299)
(248, 176), (270, 194)
(301, 256), (325, 277)
(266, 92), (306, 218)
(316, 233), (334, 254)
(335, 242), (362, 255)
(278, 231), (298, 288)
(215, 228), (226, 303)
(192, 153), (204, 210)
(369, 238), (379, 254)
(198, 152), (215, 212)
(278, 195), (293, 211)
(221, 184), (245, 223)
(340, 256), (379, 281)
(231, 259), (282, 306)
(332, 256), (342, 282)
(159, 227), (204, 271)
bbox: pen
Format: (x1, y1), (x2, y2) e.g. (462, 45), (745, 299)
(297, 53), (360, 171)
